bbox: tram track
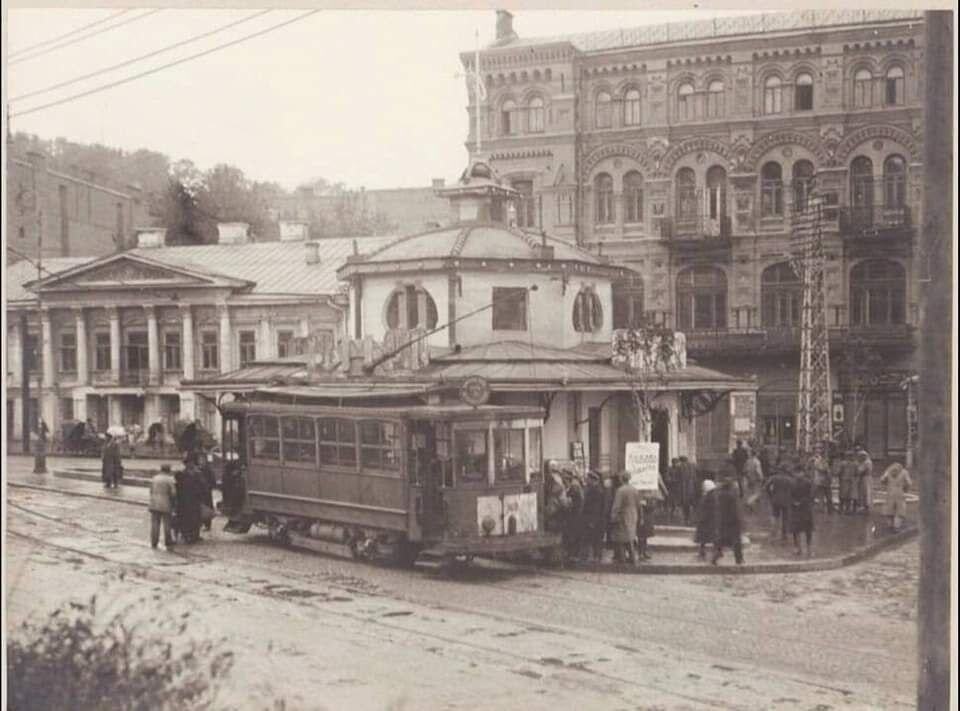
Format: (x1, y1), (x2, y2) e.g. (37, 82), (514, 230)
(7, 487), (914, 707)
(7, 513), (740, 710)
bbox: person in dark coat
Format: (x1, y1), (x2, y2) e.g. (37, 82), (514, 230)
(579, 471), (606, 561)
(610, 472), (642, 565)
(198, 450), (217, 531)
(694, 479), (718, 559)
(677, 456), (698, 523)
(731, 440), (749, 498)
(712, 478), (745, 565)
(790, 467), (815, 556)
(561, 470), (584, 560)
(764, 468), (795, 541)
(100, 434), (123, 488)
(837, 450), (858, 514)
(177, 459), (206, 544)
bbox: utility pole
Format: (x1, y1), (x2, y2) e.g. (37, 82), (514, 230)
(20, 312), (31, 455)
(917, 10), (952, 710)
(791, 191), (831, 455)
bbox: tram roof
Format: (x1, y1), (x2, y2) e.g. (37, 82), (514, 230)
(221, 398), (545, 421)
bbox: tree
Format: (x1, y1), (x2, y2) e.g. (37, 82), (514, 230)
(612, 324), (681, 442)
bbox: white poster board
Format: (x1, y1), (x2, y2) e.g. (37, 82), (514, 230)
(624, 442), (660, 491)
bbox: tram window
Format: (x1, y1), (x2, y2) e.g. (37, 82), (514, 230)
(282, 416), (316, 464)
(249, 415), (280, 460)
(318, 418), (357, 468)
(494, 428), (525, 481)
(455, 429), (488, 484)
(359, 421), (401, 472)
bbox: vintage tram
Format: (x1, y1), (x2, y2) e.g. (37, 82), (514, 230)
(218, 383), (560, 568)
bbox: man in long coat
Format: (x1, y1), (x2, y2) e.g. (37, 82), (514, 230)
(837, 450), (858, 513)
(790, 467), (815, 557)
(879, 462), (912, 531)
(677, 456), (699, 523)
(764, 468), (794, 541)
(694, 479), (718, 559)
(610, 471), (643, 565)
(712, 478), (745, 565)
(149, 465), (177, 549)
(579, 471), (606, 561)
(177, 458), (207, 543)
(100, 434), (122, 489)
(855, 448), (874, 514)
(731, 440), (749, 498)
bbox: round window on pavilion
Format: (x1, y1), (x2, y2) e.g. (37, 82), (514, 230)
(573, 287), (604, 333)
(385, 285), (438, 330)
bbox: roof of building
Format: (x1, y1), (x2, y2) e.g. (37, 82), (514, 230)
(357, 223), (607, 266)
(490, 10), (923, 53)
(8, 236), (396, 303)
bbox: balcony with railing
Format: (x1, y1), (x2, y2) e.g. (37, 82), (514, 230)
(659, 214), (732, 248)
(682, 323), (915, 357)
(839, 204), (913, 241)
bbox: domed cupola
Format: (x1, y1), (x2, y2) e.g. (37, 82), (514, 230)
(436, 156), (519, 224)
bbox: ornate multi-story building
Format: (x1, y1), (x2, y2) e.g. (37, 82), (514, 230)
(461, 10), (924, 467)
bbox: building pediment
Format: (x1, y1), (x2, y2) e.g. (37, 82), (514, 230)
(25, 252), (253, 294)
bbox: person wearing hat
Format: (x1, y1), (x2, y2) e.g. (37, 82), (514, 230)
(580, 471), (606, 562)
(148, 465), (177, 550)
(789, 465), (815, 557)
(694, 479), (718, 560)
(764, 466), (795, 542)
(100, 432), (123, 489)
(712, 477), (745, 565)
(609, 471), (643, 565)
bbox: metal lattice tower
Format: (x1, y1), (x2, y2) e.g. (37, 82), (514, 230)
(790, 190), (832, 455)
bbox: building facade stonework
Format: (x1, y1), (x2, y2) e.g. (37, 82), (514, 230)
(462, 10), (924, 467)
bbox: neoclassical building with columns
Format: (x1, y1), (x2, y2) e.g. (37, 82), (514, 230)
(6, 222), (393, 444)
(461, 10), (925, 467)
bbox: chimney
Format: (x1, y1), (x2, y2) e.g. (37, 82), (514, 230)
(305, 241), (321, 265)
(495, 10), (517, 44)
(431, 178), (445, 190)
(136, 227), (167, 249)
(279, 220), (310, 242)
(217, 222), (250, 245)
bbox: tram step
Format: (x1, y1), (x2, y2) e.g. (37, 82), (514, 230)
(223, 519), (253, 534)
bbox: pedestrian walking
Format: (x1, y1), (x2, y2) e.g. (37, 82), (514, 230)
(743, 450), (764, 511)
(100, 434), (123, 489)
(764, 468), (794, 542)
(838, 450), (858, 513)
(561, 470), (584, 561)
(610, 471), (642, 565)
(636, 474), (666, 562)
(694, 479), (718, 559)
(879, 462), (912, 531)
(149, 465), (177, 550)
(731, 440), (749, 498)
(855, 448), (874, 514)
(712, 478), (745, 565)
(580, 471), (606, 562)
(811, 447), (833, 514)
(177, 457), (206, 543)
(790, 467), (815, 557)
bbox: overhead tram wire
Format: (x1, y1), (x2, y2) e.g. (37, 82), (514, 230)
(10, 10), (274, 103)
(10, 10), (321, 119)
(9, 10), (163, 66)
(8, 9), (132, 59)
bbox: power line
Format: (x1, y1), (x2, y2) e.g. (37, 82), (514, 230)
(10, 10), (273, 103)
(10, 10), (321, 119)
(8, 9), (132, 59)
(9, 10), (163, 66)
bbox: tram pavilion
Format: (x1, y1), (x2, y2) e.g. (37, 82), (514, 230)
(192, 159), (755, 477)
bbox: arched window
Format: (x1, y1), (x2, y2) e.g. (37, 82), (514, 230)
(706, 166), (727, 222)
(386, 285), (439, 330)
(675, 167), (698, 222)
(501, 99), (519, 135)
(850, 156), (874, 211)
(528, 96), (545, 133)
(573, 287), (604, 332)
(676, 266), (727, 331)
(623, 171), (644, 223)
(850, 260), (906, 327)
(884, 66), (904, 105)
(706, 80), (724, 118)
(612, 276), (644, 329)
(760, 161), (784, 217)
(595, 91), (612, 128)
(792, 160), (815, 212)
(677, 82), (695, 121)
(761, 262), (801, 327)
(883, 155), (907, 209)
(795, 72), (814, 111)
(623, 88), (641, 126)
(854, 68), (873, 108)
(594, 173), (614, 224)
(763, 76), (783, 115)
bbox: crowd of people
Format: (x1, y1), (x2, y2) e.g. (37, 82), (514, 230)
(147, 450), (218, 550)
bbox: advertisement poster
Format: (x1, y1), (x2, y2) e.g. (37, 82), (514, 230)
(624, 442), (660, 491)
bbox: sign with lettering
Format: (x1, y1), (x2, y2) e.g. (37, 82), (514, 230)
(624, 442), (660, 491)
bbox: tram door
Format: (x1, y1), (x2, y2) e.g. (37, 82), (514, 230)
(411, 420), (444, 536)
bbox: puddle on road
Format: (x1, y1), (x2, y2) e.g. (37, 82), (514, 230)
(260, 584), (353, 602)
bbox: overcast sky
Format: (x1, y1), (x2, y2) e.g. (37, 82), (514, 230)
(7, 9), (756, 190)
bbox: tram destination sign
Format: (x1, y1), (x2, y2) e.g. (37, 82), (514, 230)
(624, 442), (660, 491)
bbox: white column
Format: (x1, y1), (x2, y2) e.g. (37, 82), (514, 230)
(144, 394), (161, 427)
(218, 304), (232, 374)
(73, 392), (88, 423)
(108, 306), (121, 382)
(179, 392), (197, 421)
(146, 304), (160, 385)
(108, 395), (123, 428)
(180, 306), (195, 381)
(74, 307), (88, 385)
(7, 324), (21, 386)
(40, 307), (55, 388)
(259, 318), (274, 359)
